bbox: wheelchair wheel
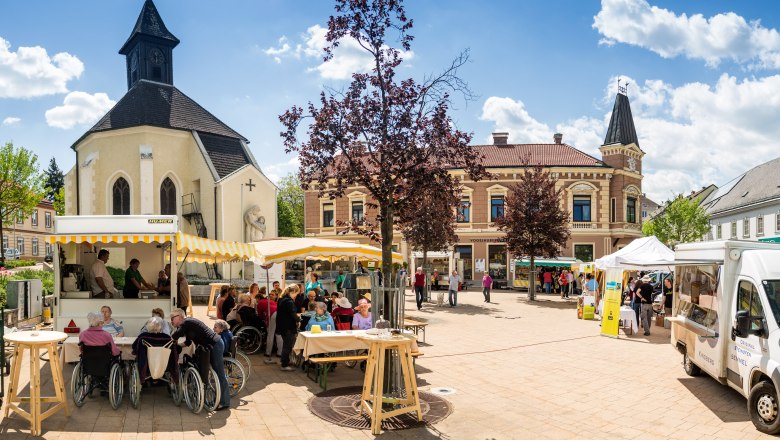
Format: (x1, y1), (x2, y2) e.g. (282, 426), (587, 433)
(235, 350), (251, 378)
(109, 363), (124, 410)
(129, 362), (141, 409)
(166, 371), (182, 406)
(182, 367), (204, 414)
(234, 327), (263, 354)
(204, 367), (221, 412)
(224, 357), (246, 397)
(70, 362), (88, 407)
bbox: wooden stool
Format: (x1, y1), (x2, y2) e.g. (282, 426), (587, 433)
(358, 334), (422, 435)
(207, 283), (229, 316)
(3, 331), (69, 436)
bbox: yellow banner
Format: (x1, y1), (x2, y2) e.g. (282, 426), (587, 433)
(600, 268), (623, 337)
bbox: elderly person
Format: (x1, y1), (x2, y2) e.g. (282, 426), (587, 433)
(80, 311), (120, 356)
(276, 284), (301, 371)
(235, 294), (263, 329)
(170, 308), (230, 410)
(213, 319), (233, 357)
(352, 298), (373, 330)
(305, 302), (335, 331)
(101, 305), (124, 337)
(132, 316), (178, 383)
(140, 308), (172, 335)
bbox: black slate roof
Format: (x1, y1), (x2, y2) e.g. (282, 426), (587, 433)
(119, 0), (179, 54)
(197, 132), (252, 179)
(603, 93), (639, 148)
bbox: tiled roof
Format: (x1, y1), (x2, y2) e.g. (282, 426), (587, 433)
(469, 144), (608, 168)
(702, 157), (780, 215)
(75, 80), (246, 148)
(197, 132), (251, 179)
(603, 93), (639, 148)
(119, 0), (179, 54)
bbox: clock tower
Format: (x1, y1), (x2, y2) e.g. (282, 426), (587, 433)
(599, 83), (644, 174)
(118, 0), (180, 90)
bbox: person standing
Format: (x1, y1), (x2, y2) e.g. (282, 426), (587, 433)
(276, 285), (301, 371)
(662, 278), (673, 329)
(123, 258), (155, 299)
(482, 272), (493, 303)
(448, 270), (460, 307)
(90, 249), (119, 298)
(559, 271), (568, 299)
(630, 278), (642, 326)
(542, 270), (553, 294)
(566, 270), (575, 298)
(413, 267), (425, 310)
(637, 275), (655, 336)
(176, 272), (191, 314)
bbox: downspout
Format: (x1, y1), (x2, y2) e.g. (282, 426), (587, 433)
(75, 150), (80, 215)
(214, 186), (218, 239)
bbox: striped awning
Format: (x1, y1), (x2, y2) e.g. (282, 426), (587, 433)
(46, 234), (174, 244)
(176, 232), (255, 263)
(250, 237), (404, 265)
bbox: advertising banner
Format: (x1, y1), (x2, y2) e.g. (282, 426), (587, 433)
(600, 268), (623, 337)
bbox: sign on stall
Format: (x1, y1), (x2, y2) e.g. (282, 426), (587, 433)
(600, 268), (623, 338)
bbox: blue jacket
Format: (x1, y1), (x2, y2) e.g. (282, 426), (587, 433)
(305, 314), (335, 331)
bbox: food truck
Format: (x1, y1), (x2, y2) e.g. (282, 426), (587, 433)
(669, 240), (780, 434)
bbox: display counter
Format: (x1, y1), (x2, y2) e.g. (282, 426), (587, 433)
(55, 296), (173, 337)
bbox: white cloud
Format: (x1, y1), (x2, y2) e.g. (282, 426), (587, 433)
(593, 0), (780, 69)
(2, 116), (20, 126)
(45, 91), (115, 129)
(0, 36), (84, 98)
(263, 155), (300, 184)
(480, 74), (780, 203)
(263, 25), (414, 80)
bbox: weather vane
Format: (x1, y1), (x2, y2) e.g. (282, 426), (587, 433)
(617, 77), (628, 96)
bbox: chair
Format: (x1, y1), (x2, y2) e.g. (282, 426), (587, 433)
(334, 313), (353, 331)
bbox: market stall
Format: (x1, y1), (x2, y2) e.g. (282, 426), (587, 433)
(510, 257), (581, 290)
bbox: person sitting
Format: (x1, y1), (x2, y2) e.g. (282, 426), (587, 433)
(80, 311), (120, 356)
(305, 302), (335, 331)
(352, 299), (373, 330)
(325, 291), (339, 313)
(213, 319), (233, 357)
(123, 258), (155, 299)
(216, 285), (230, 320)
(299, 302), (317, 331)
(132, 316), (178, 383)
(100, 305), (124, 337)
(140, 308), (172, 335)
(331, 296), (353, 318)
(222, 286), (238, 325)
(235, 294), (264, 329)
(300, 288), (322, 314)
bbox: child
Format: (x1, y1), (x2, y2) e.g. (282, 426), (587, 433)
(213, 319), (233, 356)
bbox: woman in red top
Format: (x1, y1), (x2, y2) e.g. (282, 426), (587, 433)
(414, 267), (426, 310)
(542, 270), (553, 294)
(559, 271), (568, 299)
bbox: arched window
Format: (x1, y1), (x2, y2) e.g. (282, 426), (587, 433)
(160, 177), (177, 215)
(112, 177), (130, 215)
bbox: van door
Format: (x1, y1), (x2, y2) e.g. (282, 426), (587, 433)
(729, 279), (768, 394)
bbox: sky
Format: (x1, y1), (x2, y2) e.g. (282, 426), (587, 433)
(2, 0), (780, 203)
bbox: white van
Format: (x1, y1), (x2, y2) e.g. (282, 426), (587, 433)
(670, 240), (780, 434)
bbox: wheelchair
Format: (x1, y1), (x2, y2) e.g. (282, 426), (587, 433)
(223, 338), (247, 397)
(70, 343), (124, 410)
(179, 344), (221, 413)
(230, 318), (266, 355)
(127, 340), (182, 410)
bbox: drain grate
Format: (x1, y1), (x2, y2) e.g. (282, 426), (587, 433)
(308, 386), (453, 430)
(429, 387), (456, 396)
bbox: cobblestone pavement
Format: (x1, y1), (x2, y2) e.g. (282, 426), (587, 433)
(0, 288), (773, 439)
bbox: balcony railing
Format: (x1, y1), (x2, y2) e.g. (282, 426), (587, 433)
(571, 222), (597, 229)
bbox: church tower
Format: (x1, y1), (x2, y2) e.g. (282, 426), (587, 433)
(118, 0), (180, 89)
(599, 82), (644, 174)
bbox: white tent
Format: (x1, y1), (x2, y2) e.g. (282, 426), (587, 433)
(595, 236), (675, 270)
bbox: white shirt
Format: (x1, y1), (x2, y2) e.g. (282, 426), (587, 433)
(449, 275), (460, 291)
(90, 259), (116, 294)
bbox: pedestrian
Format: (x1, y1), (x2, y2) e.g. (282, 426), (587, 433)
(276, 284), (301, 371)
(559, 270), (568, 299)
(448, 270), (460, 307)
(566, 270), (575, 298)
(631, 277), (642, 326)
(413, 267), (425, 310)
(482, 271), (493, 303)
(662, 278), (673, 329)
(543, 269), (553, 294)
(637, 275), (655, 336)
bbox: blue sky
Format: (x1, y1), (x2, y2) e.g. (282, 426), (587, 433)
(2, 0), (780, 202)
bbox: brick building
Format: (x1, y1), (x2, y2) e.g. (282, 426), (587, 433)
(2, 199), (56, 261)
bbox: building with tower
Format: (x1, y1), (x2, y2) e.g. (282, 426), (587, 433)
(303, 88), (646, 287)
(63, 0), (277, 278)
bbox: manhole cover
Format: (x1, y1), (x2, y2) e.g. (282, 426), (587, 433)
(429, 387), (456, 395)
(308, 386), (453, 430)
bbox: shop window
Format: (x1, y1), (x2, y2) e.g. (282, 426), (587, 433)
(573, 196), (591, 222)
(31, 210), (38, 226)
(490, 196), (505, 222)
(16, 211), (23, 224)
(322, 203), (334, 227)
(2, 235), (7, 250)
(716, 224), (722, 239)
(574, 244), (594, 262)
(488, 244), (507, 280)
(45, 212), (52, 228)
(610, 198), (616, 223)
(626, 197), (637, 223)
(676, 264), (720, 332)
(731, 222), (737, 238)
(758, 215), (764, 236)
(45, 242), (52, 257)
(743, 217), (750, 238)
(455, 245), (473, 281)
(32, 238), (39, 256)
(457, 196), (470, 223)
(16, 237), (24, 255)
(160, 177), (177, 215)
(112, 177), (130, 215)
(351, 201), (364, 223)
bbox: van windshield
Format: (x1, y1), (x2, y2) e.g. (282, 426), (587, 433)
(763, 280), (780, 326)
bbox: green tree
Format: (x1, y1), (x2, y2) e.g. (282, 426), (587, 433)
(642, 195), (711, 248)
(44, 157), (64, 200)
(0, 142), (45, 266)
(53, 187), (65, 215)
(277, 173), (304, 237)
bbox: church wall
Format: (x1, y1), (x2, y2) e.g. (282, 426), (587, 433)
(216, 166), (277, 244)
(64, 166), (76, 215)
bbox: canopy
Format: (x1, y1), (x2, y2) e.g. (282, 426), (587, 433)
(175, 232), (255, 263)
(47, 233), (174, 245)
(250, 237), (404, 266)
(595, 236), (675, 270)
(759, 236), (780, 243)
(514, 257), (581, 268)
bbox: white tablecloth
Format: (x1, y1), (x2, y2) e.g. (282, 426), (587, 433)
(292, 330), (419, 359)
(619, 306), (638, 333)
(61, 336), (137, 364)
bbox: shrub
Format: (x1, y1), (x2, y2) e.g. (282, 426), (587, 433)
(106, 266), (125, 290)
(0, 269), (54, 309)
(3, 259), (36, 269)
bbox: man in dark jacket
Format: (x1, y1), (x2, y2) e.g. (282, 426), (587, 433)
(276, 286), (300, 371)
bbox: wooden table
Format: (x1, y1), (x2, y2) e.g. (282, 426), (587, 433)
(358, 334), (421, 435)
(292, 330), (419, 360)
(3, 330), (70, 436)
(403, 319), (428, 343)
(207, 283), (229, 317)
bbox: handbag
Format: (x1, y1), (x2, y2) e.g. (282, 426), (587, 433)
(144, 340), (173, 380)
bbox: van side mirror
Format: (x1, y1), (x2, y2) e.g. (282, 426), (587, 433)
(735, 310), (765, 338)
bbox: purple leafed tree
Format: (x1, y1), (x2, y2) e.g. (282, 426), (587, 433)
(494, 158), (570, 300)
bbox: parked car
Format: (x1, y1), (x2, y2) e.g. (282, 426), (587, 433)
(44, 253), (54, 263)
(4, 248), (21, 259)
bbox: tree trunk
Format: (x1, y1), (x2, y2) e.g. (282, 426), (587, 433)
(380, 204), (395, 324)
(0, 214), (5, 267)
(528, 257), (536, 301)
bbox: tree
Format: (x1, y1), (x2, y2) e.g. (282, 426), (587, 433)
(0, 142), (45, 266)
(494, 161), (570, 301)
(642, 195), (710, 248)
(53, 187), (65, 216)
(44, 157), (64, 201)
(280, 0), (487, 298)
(277, 173), (304, 237)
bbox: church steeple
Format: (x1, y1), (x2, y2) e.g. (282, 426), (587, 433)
(118, 0), (179, 89)
(603, 82), (639, 147)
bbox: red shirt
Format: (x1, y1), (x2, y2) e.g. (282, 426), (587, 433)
(414, 273), (426, 287)
(257, 299), (277, 324)
(543, 272), (553, 283)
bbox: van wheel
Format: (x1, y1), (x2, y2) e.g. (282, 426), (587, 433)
(683, 353), (700, 376)
(749, 381), (780, 434)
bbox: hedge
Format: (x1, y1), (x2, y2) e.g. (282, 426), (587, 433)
(3, 259), (37, 269)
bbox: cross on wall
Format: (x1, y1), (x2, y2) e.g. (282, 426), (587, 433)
(245, 179), (256, 191)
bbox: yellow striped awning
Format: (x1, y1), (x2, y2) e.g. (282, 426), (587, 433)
(176, 232), (255, 263)
(46, 234), (173, 244)
(250, 237), (404, 265)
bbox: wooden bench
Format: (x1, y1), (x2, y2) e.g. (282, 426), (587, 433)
(403, 319), (428, 343)
(307, 352), (424, 391)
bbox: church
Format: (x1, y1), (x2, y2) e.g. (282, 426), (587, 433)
(63, 0), (277, 277)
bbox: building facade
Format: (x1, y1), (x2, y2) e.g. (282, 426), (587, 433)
(2, 200), (56, 261)
(303, 91), (646, 284)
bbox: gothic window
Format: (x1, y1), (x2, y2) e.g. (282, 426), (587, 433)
(160, 177), (177, 215)
(113, 177), (130, 215)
